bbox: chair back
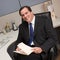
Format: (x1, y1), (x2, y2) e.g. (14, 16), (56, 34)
(35, 11), (52, 21)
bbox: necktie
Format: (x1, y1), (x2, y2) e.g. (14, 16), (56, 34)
(29, 23), (34, 45)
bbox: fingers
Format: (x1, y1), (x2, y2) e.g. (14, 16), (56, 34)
(16, 47), (21, 51)
(32, 47), (42, 54)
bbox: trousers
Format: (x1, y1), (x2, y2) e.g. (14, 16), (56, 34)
(15, 53), (42, 60)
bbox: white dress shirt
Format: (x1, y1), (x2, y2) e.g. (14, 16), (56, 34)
(28, 16), (35, 45)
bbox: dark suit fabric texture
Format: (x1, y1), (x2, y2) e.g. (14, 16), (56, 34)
(15, 15), (57, 60)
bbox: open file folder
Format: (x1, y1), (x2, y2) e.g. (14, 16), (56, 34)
(13, 42), (33, 55)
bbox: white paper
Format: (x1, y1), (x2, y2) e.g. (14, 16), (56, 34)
(14, 42), (33, 55)
(13, 50), (27, 55)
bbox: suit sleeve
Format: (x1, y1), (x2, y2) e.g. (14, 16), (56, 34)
(15, 25), (23, 48)
(40, 16), (57, 53)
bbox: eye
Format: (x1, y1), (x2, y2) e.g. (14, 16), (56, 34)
(21, 11), (29, 17)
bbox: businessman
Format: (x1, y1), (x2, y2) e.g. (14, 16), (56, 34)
(15, 6), (57, 60)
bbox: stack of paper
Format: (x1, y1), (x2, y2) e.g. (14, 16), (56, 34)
(14, 42), (33, 55)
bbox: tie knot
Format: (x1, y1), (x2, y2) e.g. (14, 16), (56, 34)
(30, 23), (32, 25)
(30, 23), (33, 28)
(30, 23), (33, 29)
(29, 23), (33, 33)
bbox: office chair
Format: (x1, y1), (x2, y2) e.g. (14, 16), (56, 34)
(7, 12), (58, 60)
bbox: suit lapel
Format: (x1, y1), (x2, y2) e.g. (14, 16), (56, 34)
(34, 16), (38, 37)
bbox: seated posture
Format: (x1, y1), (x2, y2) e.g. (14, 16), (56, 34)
(15, 6), (57, 60)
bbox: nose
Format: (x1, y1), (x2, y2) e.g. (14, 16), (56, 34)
(24, 14), (27, 18)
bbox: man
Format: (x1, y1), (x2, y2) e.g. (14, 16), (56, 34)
(15, 6), (57, 60)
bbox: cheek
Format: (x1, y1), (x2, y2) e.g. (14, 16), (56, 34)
(29, 15), (32, 20)
(22, 16), (26, 20)
(22, 17), (25, 19)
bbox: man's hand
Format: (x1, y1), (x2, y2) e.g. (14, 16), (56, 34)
(32, 47), (43, 54)
(16, 47), (21, 51)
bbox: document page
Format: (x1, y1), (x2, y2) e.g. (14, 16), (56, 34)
(14, 42), (33, 55)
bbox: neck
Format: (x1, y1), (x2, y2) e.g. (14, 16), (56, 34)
(28, 15), (35, 24)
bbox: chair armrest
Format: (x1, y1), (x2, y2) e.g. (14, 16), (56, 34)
(48, 46), (58, 60)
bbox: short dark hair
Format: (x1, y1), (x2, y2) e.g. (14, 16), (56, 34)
(19, 6), (32, 15)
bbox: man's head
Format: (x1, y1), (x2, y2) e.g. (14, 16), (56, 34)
(19, 6), (34, 23)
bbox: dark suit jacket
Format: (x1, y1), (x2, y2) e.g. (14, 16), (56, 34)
(15, 15), (57, 59)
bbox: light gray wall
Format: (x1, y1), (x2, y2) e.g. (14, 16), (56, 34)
(0, 0), (20, 17)
(52, 0), (60, 18)
(0, 0), (49, 17)
(19, 0), (48, 6)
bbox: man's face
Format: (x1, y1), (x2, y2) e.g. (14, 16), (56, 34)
(20, 7), (34, 23)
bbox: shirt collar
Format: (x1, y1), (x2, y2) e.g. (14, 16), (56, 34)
(31, 16), (35, 25)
